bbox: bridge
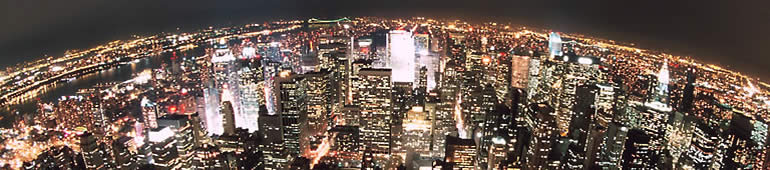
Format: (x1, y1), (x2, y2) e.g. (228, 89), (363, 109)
(0, 60), (125, 106)
(307, 18), (351, 24)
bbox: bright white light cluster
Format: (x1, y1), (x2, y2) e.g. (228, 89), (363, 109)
(148, 126), (174, 143)
(389, 30), (416, 83)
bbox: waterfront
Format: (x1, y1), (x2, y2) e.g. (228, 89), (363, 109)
(0, 47), (206, 128)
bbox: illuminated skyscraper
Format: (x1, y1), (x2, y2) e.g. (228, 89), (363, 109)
(622, 129), (653, 169)
(238, 67), (261, 132)
(525, 103), (558, 169)
(203, 81), (224, 135)
(112, 136), (138, 170)
(79, 132), (107, 170)
(510, 55), (530, 89)
(645, 60), (672, 112)
(277, 74), (304, 158)
(389, 30), (416, 84)
(149, 126), (181, 170)
(355, 68), (393, 169)
(444, 135), (477, 169)
(402, 106), (433, 157)
(684, 121), (718, 169)
(141, 97), (159, 129)
(597, 122), (629, 169)
(158, 115), (195, 169)
(548, 32), (563, 58)
(221, 101), (236, 135)
(526, 55), (542, 100)
(301, 70), (332, 140)
(414, 31), (430, 55)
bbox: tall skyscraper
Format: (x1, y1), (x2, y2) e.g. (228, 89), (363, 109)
(79, 132), (107, 170)
(258, 109), (288, 170)
(525, 103), (558, 169)
(141, 97), (159, 129)
(444, 135), (477, 169)
(221, 101), (236, 135)
(414, 30), (430, 55)
(510, 55), (530, 89)
(302, 70), (332, 142)
(355, 68), (393, 169)
(548, 32), (563, 58)
(238, 66), (261, 132)
(402, 106), (433, 157)
(597, 122), (629, 169)
(158, 115), (195, 169)
(149, 126), (181, 170)
(389, 30), (416, 84)
(622, 129), (653, 169)
(679, 67), (696, 113)
(112, 136), (138, 170)
(277, 74), (305, 158)
(645, 60), (672, 112)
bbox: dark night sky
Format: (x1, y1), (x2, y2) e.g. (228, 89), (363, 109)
(1, 0), (768, 80)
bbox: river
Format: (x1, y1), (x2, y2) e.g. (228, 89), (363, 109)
(0, 47), (208, 128)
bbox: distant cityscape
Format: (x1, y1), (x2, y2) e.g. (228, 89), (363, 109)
(0, 17), (769, 170)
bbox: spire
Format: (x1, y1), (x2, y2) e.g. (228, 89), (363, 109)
(658, 59), (670, 88)
(646, 59), (672, 112)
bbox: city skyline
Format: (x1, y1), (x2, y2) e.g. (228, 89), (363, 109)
(1, 0), (769, 80)
(0, 16), (768, 170)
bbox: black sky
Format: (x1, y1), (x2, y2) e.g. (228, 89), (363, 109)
(1, 0), (768, 79)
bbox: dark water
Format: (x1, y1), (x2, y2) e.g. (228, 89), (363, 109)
(0, 48), (206, 128)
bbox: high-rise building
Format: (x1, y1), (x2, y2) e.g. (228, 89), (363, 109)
(414, 31), (430, 55)
(683, 120), (718, 169)
(301, 70), (333, 145)
(679, 67), (696, 113)
(645, 60), (672, 112)
(622, 129), (653, 169)
(221, 101), (236, 135)
(548, 32), (563, 58)
(112, 136), (138, 170)
(258, 109), (288, 170)
(328, 125), (362, 168)
(597, 122), (629, 169)
(149, 126), (181, 170)
(487, 136), (508, 170)
(525, 54), (542, 100)
(510, 55), (530, 89)
(389, 30), (416, 84)
(79, 131), (107, 170)
(141, 97), (159, 129)
(564, 84), (598, 169)
(238, 66), (261, 132)
(722, 113), (769, 169)
(444, 135), (477, 169)
(277, 74), (305, 158)
(525, 103), (558, 169)
(355, 68), (393, 169)
(192, 144), (225, 169)
(158, 115), (196, 169)
(202, 81), (224, 135)
(392, 81), (414, 161)
(402, 106), (433, 157)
